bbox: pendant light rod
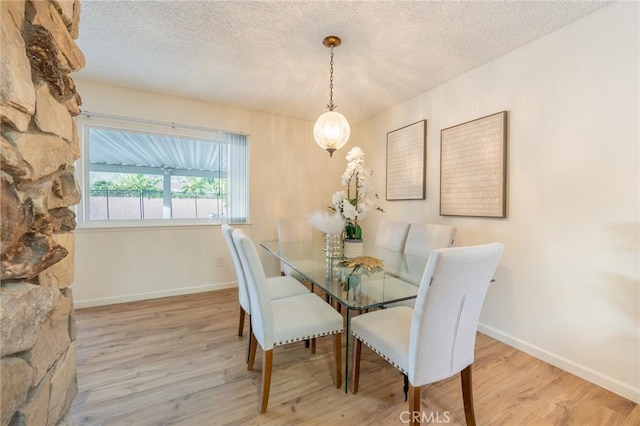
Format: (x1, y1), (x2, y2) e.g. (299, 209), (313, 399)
(324, 36), (341, 111)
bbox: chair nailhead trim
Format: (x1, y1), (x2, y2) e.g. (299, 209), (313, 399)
(351, 331), (408, 375)
(276, 329), (343, 346)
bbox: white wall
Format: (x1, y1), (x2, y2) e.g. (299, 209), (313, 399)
(73, 80), (343, 306)
(353, 2), (639, 403)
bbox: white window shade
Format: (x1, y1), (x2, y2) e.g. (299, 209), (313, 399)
(227, 133), (248, 223)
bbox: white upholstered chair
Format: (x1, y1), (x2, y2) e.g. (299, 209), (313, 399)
(350, 243), (504, 426)
(221, 224), (309, 354)
(375, 219), (410, 252)
(233, 229), (344, 413)
(404, 223), (457, 257)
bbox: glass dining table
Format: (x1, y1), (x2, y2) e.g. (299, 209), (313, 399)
(260, 239), (428, 392)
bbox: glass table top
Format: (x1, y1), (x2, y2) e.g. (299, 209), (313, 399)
(260, 240), (428, 310)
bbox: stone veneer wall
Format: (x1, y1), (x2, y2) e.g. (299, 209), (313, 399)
(1, 1), (84, 425)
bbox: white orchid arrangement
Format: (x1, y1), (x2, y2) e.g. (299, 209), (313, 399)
(331, 147), (383, 240)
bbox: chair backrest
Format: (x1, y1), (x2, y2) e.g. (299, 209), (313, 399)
(408, 243), (504, 386)
(404, 223), (457, 258)
(221, 224), (251, 314)
(232, 229), (275, 350)
(374, 220), (410, 251)
(277, 218), (314, 242)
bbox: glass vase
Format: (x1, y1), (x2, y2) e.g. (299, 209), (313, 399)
(325, 233), (343, 259)
(341, 269), (362, 302)
(325, 233), (343, 282)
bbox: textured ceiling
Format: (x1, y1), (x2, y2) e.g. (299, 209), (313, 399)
(75, 0), (611, 124)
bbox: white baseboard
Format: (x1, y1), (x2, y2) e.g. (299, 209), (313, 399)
(74, 282), (237, 309)
(478, 323), (640, 404)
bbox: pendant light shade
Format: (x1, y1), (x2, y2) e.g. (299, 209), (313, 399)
(314, 35), (350, 158)
(313, 110), (350, 157)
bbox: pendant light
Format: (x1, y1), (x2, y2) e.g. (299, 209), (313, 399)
(314, 35), (350, 158)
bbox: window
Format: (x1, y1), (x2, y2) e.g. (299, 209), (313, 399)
(76, 114), (248, 227)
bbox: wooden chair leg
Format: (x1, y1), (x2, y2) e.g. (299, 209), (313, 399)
(461, 364), (476, 426)
(245, 316), (253, 363)
(260, 349), (273, 413)
(238, 307), (245, 336)
(403, 374), (409, 401)
(310, 338), (316, 354)
(408, 384), (421, 425)
(302, 279), (313, 293)
(247, 330), (257, 370)
(329, 298), (343, 314)
(351, 337), (362, 393)
(334, 333), (342, 388)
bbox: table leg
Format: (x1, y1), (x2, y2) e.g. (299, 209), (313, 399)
(344, 307), (351, 393)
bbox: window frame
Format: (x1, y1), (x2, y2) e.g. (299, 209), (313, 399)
(75, 114), (249, 229)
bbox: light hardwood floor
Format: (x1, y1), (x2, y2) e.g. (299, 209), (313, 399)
(72, 289), (638, 425)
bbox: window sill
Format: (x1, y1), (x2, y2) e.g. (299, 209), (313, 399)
(76, 219), (252, 232)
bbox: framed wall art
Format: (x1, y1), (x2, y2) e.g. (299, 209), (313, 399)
(440, 111), (507, 218)
(386, 120), (426, 201)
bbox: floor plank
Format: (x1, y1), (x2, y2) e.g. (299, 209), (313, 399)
(71, 289), (637, 425)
